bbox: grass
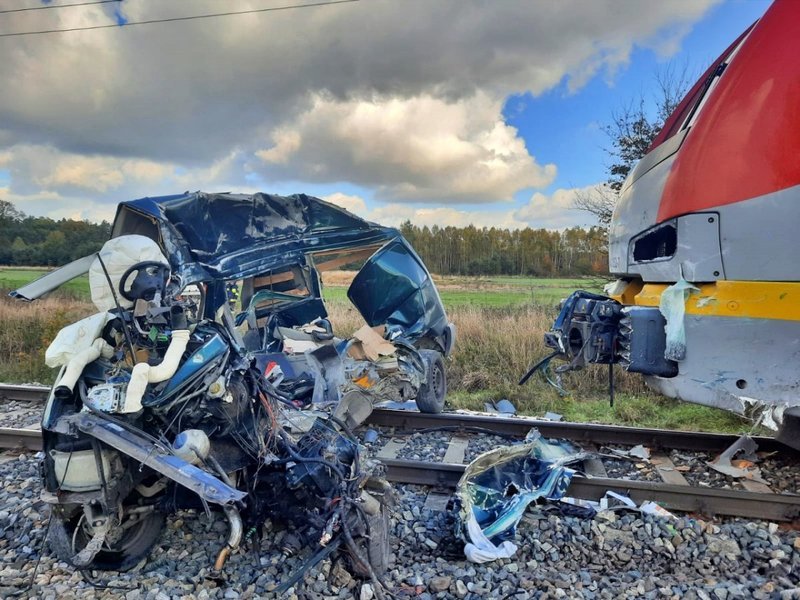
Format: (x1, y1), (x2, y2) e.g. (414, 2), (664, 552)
(0, 295), (95, 384)
(0, 267), (756, 434)
(323, 297), (755, 434)
(320, 272), (603, 308)
(1, 268), (596, 308)
(323, 286), (556, 308)
(0, 267), (91, 300)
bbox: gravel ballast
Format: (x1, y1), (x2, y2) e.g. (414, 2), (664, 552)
(1, 450), (799, 600)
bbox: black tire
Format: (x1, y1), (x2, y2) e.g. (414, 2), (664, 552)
(49, 502), (165, 572)
(348, 504), (391, 578)
(415, 349), (446, 414)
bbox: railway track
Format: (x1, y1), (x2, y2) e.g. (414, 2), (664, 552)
(1, 383), (799, 521)
(0, 383), (49, 403)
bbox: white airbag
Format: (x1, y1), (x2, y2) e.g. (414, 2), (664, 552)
(122, 329), (190, 413)
(45, 312), (112, 368)
(55, 338), (114, 392)
(89, 235), (168, 312)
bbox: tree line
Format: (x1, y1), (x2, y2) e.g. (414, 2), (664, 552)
(399, 221), (607, 277)
(0, 200), (111, 266)
(0, 199), (607, 277)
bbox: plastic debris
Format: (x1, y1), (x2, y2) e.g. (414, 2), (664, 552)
(483, 399), (517, 415)
(606, 444), (651, 461)
(559, 491), (676, 520)
(658, 277), (699, 361)
(639, 501), (677, 519)
(628, 445), (651, 460)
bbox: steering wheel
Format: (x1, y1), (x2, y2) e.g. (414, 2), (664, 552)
(118, 261), (171, 302)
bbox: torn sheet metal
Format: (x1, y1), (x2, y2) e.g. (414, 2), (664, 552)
(606, 444), (651, 461)
(113, 192), (399, 284)
(456, 432), (585, 563)
(707, 434), (767, 482)
(742, 397), (787, 431)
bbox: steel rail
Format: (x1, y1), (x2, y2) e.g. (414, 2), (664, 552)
(0, 384), (49, 403)
(0, 422), (795, 521)
(0, 384), (794, 454)
(366, 408), (794, 454)
(381, 458), (800, 522)
(0, 427), (42, 451)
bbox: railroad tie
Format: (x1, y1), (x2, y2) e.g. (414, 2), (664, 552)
(651, 453), (690, 486)
(581, 443), (608, 478)
(442, 436), (469, 465)
(740, 479), (773, 494)
(376, 439), (407, 460)
(423, 436), (469, 512)
(423, 492), (452, 511)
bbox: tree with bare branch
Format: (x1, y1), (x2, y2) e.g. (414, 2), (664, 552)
(575, 61), (694, 227)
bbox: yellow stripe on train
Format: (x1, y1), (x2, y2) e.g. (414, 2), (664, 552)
(610, 280), (800, 321)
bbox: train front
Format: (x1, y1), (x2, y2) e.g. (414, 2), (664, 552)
(542, 0), (800, 448)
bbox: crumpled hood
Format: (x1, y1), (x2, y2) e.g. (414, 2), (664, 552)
(112, 191), (399, 283)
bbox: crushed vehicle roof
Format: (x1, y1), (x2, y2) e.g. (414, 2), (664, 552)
(112, 191), (400, 283)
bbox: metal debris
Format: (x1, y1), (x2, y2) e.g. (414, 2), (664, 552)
(707, 434), (767, 483)
(455, 431), (586, 563)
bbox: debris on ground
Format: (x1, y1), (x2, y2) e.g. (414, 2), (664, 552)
(2, 452), (798, 599)
(483, 399), (517, 415)
(708, 434), (768, 483)
(455, 431), (586, 563)
(606, 444), (652, 461)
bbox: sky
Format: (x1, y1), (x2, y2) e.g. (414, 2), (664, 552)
(0, 0), (773, 230)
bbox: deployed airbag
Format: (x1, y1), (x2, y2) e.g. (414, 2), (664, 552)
(45, 312), (112, 368)
(89, 235), (169, 312)
(659, 277), (699, 361)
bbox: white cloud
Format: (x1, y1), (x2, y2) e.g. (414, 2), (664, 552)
(0, 0), (720, 216)
(321, 185), (603, 231)
(322, 192), (368, 215)
(0, 186), (117, 223)
(257, 93), (555, 202)
(515, 184), (604, 229)
(256, 130), (302, 165)
(0, 145), (257, 220)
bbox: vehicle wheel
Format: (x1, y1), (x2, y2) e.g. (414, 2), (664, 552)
(49, 501), (165, 571)
(347, 503), (391, 578)
(415, 349), (446, 414)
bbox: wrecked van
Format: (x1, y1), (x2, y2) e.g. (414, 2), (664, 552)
(11, 192), (454, 580)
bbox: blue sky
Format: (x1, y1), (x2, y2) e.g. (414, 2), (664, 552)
(505, 0), (770, 197)
(0, 0), (775, 228)
(250, 0), (772, 229)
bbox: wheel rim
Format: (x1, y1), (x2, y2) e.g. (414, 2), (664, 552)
(432, 363), (445, 401)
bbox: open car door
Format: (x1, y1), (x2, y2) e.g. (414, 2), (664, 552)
(347, 238), (453, 355)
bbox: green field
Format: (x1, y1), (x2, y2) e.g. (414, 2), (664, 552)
(0, 267), (758, 434)
(322, 285), (573, 308)
(0, 268), (90, 299)
(323, 274), (602, 308)
(0, 268), (598, 309)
